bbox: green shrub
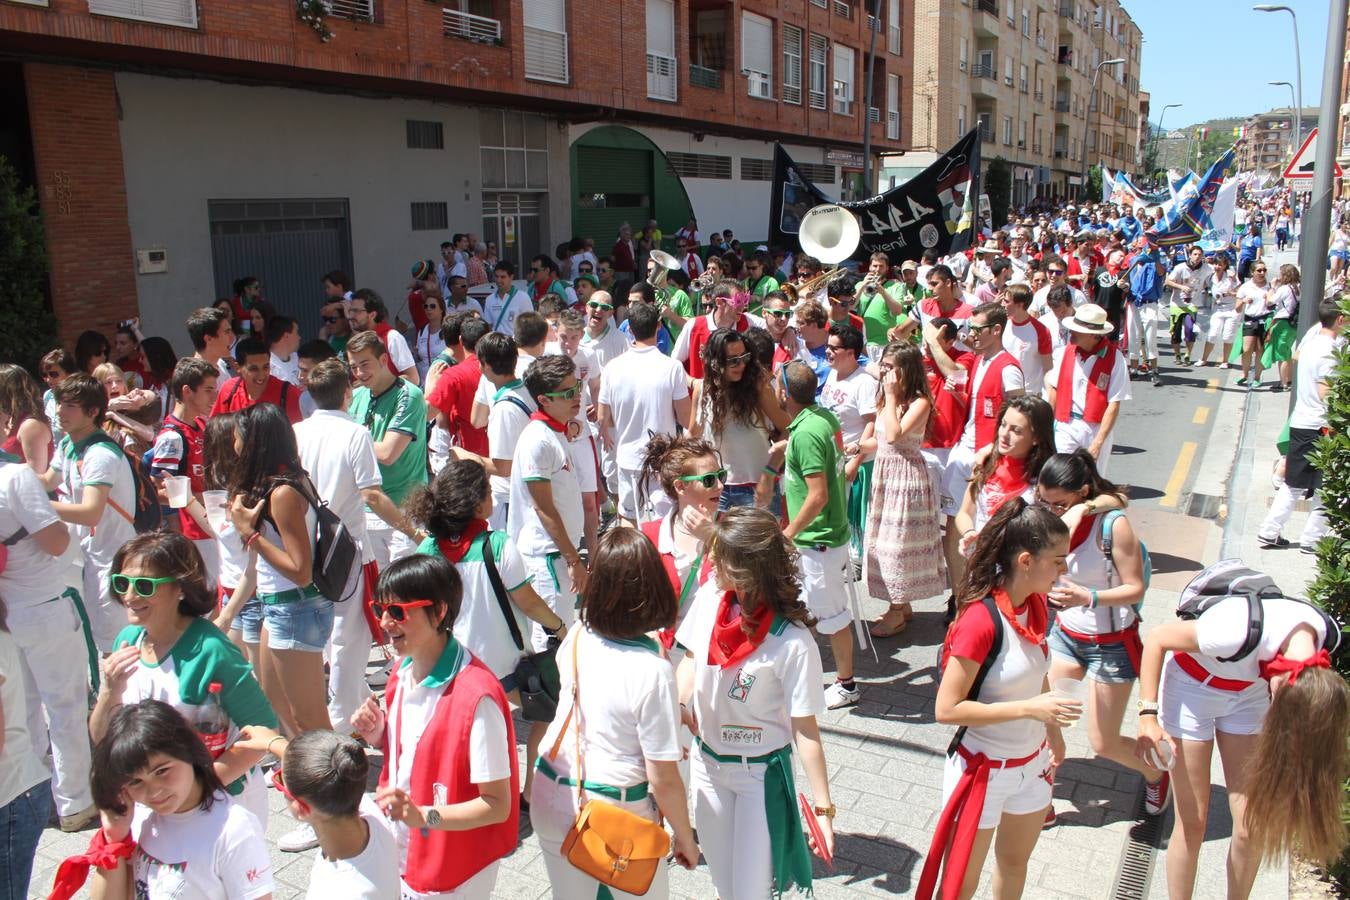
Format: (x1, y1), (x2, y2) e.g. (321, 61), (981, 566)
(0, 155), (57, 373)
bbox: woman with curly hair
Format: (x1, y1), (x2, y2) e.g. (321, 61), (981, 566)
(676, 507), (834, 899)
(688, 327), (791, 510)
(0, 363), (53, 473)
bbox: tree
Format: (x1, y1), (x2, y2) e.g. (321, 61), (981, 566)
(1088, 165), (1104, 203)
(0, 156), (57, 373)
(985, 156), (1011, 225)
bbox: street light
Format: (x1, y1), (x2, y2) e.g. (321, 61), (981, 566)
(1150, 102), (1182, 177)
(1269, 81), (1297, 163)
(1254, 5), (1304, 144)
(1081, 58), (1126, 200)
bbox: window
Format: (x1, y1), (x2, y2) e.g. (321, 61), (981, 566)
(1002, 116), (1012, 145)
(959, 38), (968, 71)
(479, 109), (550, 190)
(1021, 6), (1030, 35)
(783, 24), (803, 105)
(832, 44), (855, 115)
(87, 0), (197, 27)
(324, 0), (375, 21)
(1006, 1), (1014, 24)
(742, 11), (774, 99)
(1018, 119), (1026, 147)
(646, 0), (677, 101)
(1004, 55), (1013, 86)
(406, 120), (445, 149)
(1019, 63), (1028, 93)
(808, 33), (829, 109)
(411, 202), (449, 231)
(689, 6), (726, 86)
(667, 152), (732, 179)
(741, 158), (774, 180)
(886, 73), (900, 140)
(958, 104), (967, 136)
(887, 0), (901, 53)
(798, 163), (836, 183)
(523, 0), (569, 83)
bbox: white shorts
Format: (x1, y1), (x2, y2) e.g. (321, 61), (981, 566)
(941, 743), (1053, 830)
(920, 446), (952, 513)
(1053, 419), (1112, 476)
(1159, 655), (1269, 742)
(797, 544), (853, 636)
(1206, 309), (1239, 345)
(525, 552), (578, 652)
(940, 443), (977, 518)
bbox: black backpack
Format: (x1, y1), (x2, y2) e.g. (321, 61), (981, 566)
(79, 433), (164, 532)
(1176, 559), (1342, 663)
(942, 595), (1004, 756)
(261, 476), (358, 603)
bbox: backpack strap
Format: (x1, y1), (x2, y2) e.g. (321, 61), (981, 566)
(1217, 590), (1266, 664)
(947, 595), (1004, 757)
(225, 377), (244, 407)
(481, 532), (526, 652)
(495, 394), (532, 418)
(75, 434), (136, 527)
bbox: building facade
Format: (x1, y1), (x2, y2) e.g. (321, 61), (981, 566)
(1, 0), (910, 349)
(1234, 107), (1319, 175)
(908, 0), (1142, 207)
(1338, 17), (1350, 178)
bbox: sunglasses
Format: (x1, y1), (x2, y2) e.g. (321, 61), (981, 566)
(543, 383), (582, 400)
(677, 468), (728, 488)
(271, 768), (295, 801)
(111, 573), (176, 597)
(764, 308), (792, 319)
(1035, 494), (1073, 514)
(1047, 269), (1066, 276)
(587, 301), (614, 311)
(321, 315), (340, 324)
(824, 344), (848, 354)
(372, 598), (433, 622)
(967, 323), (996, 334)
(724, 351), (752, 366)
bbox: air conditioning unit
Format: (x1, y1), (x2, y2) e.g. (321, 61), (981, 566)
(959, 59), (968, 71)
(747, 71), (772, 99)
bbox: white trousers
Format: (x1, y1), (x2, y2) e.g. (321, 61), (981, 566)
(1125, 302), (1161, 363)
(1258, 484), (1329, 546)
(364, 514), (418, 570)
(326, 563), (372, 730)
(690, 746), (774, 900)
(1053, 419), (1113, 476)
(10, 592), (94, 815)
(82, 558), (127, 652)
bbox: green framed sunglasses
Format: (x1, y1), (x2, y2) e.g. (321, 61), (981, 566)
(542, 383), (582, 400)
(677, 468), (728, 489)
(111, 573), (176, 597)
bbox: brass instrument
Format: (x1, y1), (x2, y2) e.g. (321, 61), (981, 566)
(647, 249), (680, 290)
(691, 268), (716, 292)
(797, 204), (862, 299)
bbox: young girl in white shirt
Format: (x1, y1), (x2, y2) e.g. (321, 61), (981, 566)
(676, 507), (835, 900)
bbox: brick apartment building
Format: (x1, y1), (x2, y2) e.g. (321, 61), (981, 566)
(1234, 106), (1319, 176)
(0, 0), (910, 350)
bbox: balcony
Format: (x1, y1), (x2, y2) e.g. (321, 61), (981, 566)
(971, 62), (996, 79)
(978, 123), (995, 142)
(442, 7), (501, 44)
(1058, 3), (1074, 18)
(646, 52), (677, 102)
(1057, 48), (1073, 65)
(1055, 99), (1069, 112)
(690, 64), (722, 90)
(324, 0), (373, 21)
(1034, 90), (1045, 101)
(975, 0), (998, 13)
(1054, 148), (1067, 158)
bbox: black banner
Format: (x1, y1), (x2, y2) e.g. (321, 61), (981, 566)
(768, 129), (982, 265)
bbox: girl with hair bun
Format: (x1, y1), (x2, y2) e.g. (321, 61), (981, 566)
(88, 532), (277, 827)
(920, 499), (1080, 900)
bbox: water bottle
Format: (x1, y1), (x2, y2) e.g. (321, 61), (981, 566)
(197, 681), (231, 760)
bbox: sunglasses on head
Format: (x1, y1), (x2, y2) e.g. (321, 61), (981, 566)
(677, 468), (728, 489)
(111, 573), (176, 597)
(372, 598), (433, 622)
(543, 383), (582, 400)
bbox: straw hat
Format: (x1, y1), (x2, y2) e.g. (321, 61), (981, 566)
(1062, 303), (1114, 336)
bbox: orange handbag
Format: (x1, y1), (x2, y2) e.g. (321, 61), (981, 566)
(548, 635), (671, 895)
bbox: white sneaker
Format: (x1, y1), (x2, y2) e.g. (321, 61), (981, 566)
(1217, 362), (1229, 369)
(1192, 359), (1206, 368)
(824, 681), (861, 709)
(279, 822), (320, 852)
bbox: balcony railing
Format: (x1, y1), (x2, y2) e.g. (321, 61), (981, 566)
(1033, 90), (1044, 101)
(975, 0), (997, 14)
(324, 0), (373, 21)
(1054, 148), (1067, 158)
(978, 123), (994, 142)
(690, 64), (722, 90)
(646, 52), (677, 101)
(1055, 99), (1069, 112)
(971, 63), (996, 79)
(442, 7), (501, 43)
(1058, 3), (1074, 18)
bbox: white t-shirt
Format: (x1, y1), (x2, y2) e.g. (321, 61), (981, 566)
(0, 630), (49, 808)
(1002, 317), (1053, 394)
(819, 366), (878, 447)
(306, 801), (400, 900)
(1207, 271), (1240, 312)
(1038, 310), (1071, 354)
(1046, 345), (1131, 416)
(382, 329), (417, 375)
(1289, 330), (1344, 430)
(1194, 596), (1330, 682)
(482, 287), (533, 335)
(270, 352), (301, 387)
(536, 627), (682, 787)
(52, 433), (136, 591)
(0, 462), (65, 606)
(675, 580), (826, 756)
(486, 381), (534, 508)
(1030, 285), (1086, 317)
(509, 420), (585, 558)
(130, 793), (272, 900)
(1167, 262), (1212, 309)
(295, 409), (383, 564)
(958, 354), (1025, 451)
(582, 324), (632, 370)
(597, 345), (690, 470)
(1236, 280), (1273, 317)
(945, 602), (1049, 758)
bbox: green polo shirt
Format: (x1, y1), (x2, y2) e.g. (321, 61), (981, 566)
(747, 274), (780, 313)
(784, 405), (849, 549)
(348, 379), (428, 505)
(858, 280), (901, 346)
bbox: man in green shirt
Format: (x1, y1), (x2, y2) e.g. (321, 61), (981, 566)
(659, 268), (696, 341)
(857, 253), (925, 348)
(745, 249), (780, 314)
(778, 360), (861, 709)
(346, 330), (428, 567)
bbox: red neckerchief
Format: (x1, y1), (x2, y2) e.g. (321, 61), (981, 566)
(532, 277), (556, 305)
(1076, 337), (1107, 359)
(1069, 513), (1098, 551)
(529, 410), (568, 433)
(708, 592), (774, 669)
(49, 828), (137, 900)
(436, 519), (489, 563)
(992, 587), (1048, 645)
(983, 455), (1028, 517)
(1259, 649), (1331, 683)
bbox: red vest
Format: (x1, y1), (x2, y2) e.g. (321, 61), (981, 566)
(922, 355), (971, 449)
(970, 352), (1020, 450)
(1054, 343), (1117, 425)
(158, 413), (209, 540)
(381, 654), (519, 894)
(372, 322), (402, 377)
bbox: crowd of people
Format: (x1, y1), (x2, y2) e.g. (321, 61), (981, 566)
(0, 198), (1345, 900)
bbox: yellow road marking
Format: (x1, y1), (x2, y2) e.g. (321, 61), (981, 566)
(1193, 407), (1209, 425)
(1160, 441), (1198, 508)
(1205, 378), (1219, 393)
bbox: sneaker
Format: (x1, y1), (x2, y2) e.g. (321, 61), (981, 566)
(279, 822), (320, 853)
(1192, 359), (1207, 368)
(1151, 368), (1162, 386)
(824, 681), (861, 709)
(1271, 383), (1287, 393)
(1236, 377), (1249, 387)
(1217, 362), (1229, 369)
(1300, 543), (1319, 556)
(1257, 534), (1290, 548)
(58, 804), (99, 833)
(1042, 807), (1057, 829)
(1144, 772), (1172, 816)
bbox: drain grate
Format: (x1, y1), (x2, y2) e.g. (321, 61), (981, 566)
(1111, 793), (1165, 900)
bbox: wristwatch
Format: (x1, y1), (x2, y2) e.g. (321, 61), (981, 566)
(812, 804), (837, 819)
(424, 807), (442, 830)
(1136, 700), (1159, 716)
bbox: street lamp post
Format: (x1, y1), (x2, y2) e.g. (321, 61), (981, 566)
(1082, 58), (1126, 201)
(1150, 102), (1182, 178)
(1254, 5), (1304, 143)
(1269, 80), (1297, 169)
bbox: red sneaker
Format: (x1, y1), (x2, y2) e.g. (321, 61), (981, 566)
(1042, 806), (1057, 829)
(1144, 772), (1172, 816)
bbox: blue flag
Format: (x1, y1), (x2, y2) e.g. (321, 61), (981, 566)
(1146, 149), (1235, 246)
(1101, 164), (1115, 203)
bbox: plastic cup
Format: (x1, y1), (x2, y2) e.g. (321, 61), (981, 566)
(203, 490), (228, 533)
(165, 475), (191, 509)
(1052, 677), (1088, 728)
(1145, 740), (1176, 771)
(948, 367), (969, 388)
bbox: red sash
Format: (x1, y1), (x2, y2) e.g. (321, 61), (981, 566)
(1056, 621), (1143, 677)
(1054, 342), (1115, 424)
(359, 560), (386, 644)
(639, 518), (713, 649)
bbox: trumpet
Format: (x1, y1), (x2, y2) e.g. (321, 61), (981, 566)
(691, 269), (716, 292)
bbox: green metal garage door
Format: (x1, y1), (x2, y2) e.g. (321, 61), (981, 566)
(573, 146), (652, 244)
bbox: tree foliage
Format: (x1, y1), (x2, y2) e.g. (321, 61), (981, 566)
(0, 155), (56, 373)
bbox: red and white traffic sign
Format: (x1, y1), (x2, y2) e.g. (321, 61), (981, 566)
(1283, 128), (1344, 180)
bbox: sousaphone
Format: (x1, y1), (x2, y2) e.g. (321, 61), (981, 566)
(797, 204), (862, 296)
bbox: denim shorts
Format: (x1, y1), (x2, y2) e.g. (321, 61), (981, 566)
(231, 598), (264, 645)
(718, 482), (782, 514)
(262, 594), (335, 653)
(1047, 620), (1137, 684)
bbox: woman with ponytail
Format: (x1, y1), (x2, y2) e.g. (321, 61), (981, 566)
(919, 499), (1080, 900)
(676, 507), (833, 899)
(1037, 451), (1170, 818)
(1134, 562), (1348, 900)
(953, 395), (1055, 555)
